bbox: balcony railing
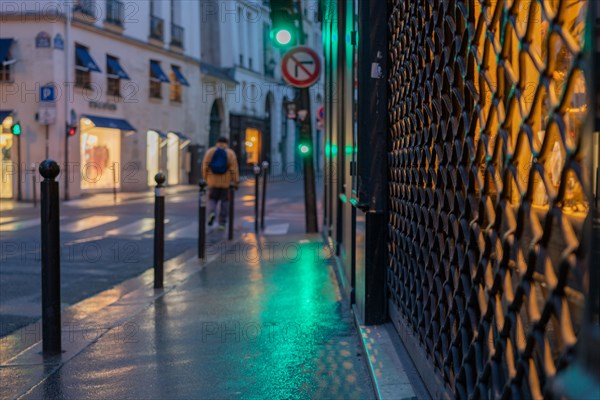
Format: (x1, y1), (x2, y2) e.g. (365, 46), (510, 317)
(105, 0), (124, 26)
(171, 23), (184, 48)
(150, 15), (164, 41)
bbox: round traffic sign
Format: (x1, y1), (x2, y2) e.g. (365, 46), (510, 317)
(281, 46), (321, 88)
(317, 105), (324, 121)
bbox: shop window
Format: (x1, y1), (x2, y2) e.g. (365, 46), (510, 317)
(106, 55), (121, 97)
(0, 48), (13, 82)
(0, 118), (14, 198)
(244, 128), (260, 165)
(80, 119), (121, 190)
(169, 70), (182, 103)
(149, 60), (162, 99)
(75, 44), (92, 88)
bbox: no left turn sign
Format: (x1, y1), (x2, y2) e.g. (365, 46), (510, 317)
(281, 46), (321, 88)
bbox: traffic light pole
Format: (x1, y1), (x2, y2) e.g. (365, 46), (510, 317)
(299, 87), (318, 233)
(17, 134), (22, 201)
(64, 127), (69, 201)
(297, 13), (318, 233)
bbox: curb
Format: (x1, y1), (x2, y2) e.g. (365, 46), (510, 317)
(352, 311), (430, 400)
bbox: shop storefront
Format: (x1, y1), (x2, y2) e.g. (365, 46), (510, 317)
(79, 115), (136, 191)
(0, 111), (14, 199)
(166, 131), (190, 186)
(146, 130), (166, 187)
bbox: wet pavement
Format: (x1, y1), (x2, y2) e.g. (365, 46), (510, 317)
(2, 233), (374, 399)
(1, 177), (320, 338)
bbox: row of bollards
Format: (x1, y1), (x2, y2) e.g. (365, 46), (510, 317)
(36, 160), (238, 356)
(253, 161), (269, 234)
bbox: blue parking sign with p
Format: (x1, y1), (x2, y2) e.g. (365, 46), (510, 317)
(40, 85), (56, 102)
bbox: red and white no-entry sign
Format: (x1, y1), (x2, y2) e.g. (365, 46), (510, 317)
(281, 46), (321, 88)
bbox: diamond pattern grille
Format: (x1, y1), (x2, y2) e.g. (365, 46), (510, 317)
(387, 0), (591, 397)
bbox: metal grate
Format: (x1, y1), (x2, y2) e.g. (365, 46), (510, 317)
(387, 0), (592, 397)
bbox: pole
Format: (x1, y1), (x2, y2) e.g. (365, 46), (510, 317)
(39, 159), (61, 355)
(112, 162), (117, 204)
(261, 161), (269, 230)
(45, 125), (49, 159)
(253, 164), (261, 234)
(198, 179), (207, 259)
(17, 134), (22, 201)
(296, 9), (318, 233)
(299, 87), (318, 233)
(228, 182), (235, 241)
(153, 172), (166, 289)
(32, 173), (37, 208)
(64, 127), (69, 201)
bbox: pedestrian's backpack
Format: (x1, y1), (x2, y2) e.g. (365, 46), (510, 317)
(209, 147), (228, 174)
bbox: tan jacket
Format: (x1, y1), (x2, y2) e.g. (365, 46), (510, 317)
(202, 143), (240, 188)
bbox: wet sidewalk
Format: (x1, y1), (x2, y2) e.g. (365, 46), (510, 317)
(1, 234), (375, 399)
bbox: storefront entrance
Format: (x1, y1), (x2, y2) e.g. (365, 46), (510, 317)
(244, 128), (261, 166)
(167, 132), (179, 185)
(80, 123), (121, 190)
(0, 132), (13, 199)
(147, 130), (160, 187)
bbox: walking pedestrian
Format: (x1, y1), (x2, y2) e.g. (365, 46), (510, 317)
(202, 137), (240, 230)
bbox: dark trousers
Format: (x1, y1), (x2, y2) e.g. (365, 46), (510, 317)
(208, 188), (229, 225)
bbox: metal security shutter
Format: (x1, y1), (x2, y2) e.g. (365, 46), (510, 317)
(387, 0), (592, 397)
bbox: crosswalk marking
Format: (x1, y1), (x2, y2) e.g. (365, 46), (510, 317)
(167, 222), (198, 239)
(105, 218), (169, 236)
(0, 216), (18, 224)
(0, 218), (42, 232)
(0, 217), (66, 232)
(62, 216), (119, 233)
(263, 223), (290, 235)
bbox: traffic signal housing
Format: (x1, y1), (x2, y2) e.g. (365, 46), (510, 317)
(11, 121), (21, 136)
(298, 141), (311, 155)
(66, 123), (77, 137)
(270, 0), (297, 48)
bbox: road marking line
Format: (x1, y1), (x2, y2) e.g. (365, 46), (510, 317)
(105, 218), (169, 236)
(263, 223), (290, 235)
(0, 216), (17, 224)
(62, 215), (119, 233)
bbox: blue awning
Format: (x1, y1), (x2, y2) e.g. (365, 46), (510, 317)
(0, 38), (14, 62)
(171, 66), (189, 86)
(0, 110), (13, 123)
(169, 131), (189, 141)
(81, 114), (136, 131)
(107, 57), (130, 80)
(149, 129), (168, 139)
(150, 61), (170, 83)
(76, 47), (101, 72)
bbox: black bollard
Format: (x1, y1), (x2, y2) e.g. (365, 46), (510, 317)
(253, 164), (261, 234)
(198, 179), (207, 260)
(32, 173), (37, 208)
(261, 161), (269, 230)
(39, 160), (61, 355)
(153, 172), (166, 289)
(228, 182), (235, 241)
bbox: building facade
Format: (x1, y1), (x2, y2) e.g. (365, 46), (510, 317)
(200, 0), (323, 177)
(0, 0), (209, 200)
(320, 0), (599, 398)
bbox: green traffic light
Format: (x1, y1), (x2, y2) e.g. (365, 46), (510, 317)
(11, 122), (21, 136)
(299, 144), (310, 154)
(275, 29), (292, 45)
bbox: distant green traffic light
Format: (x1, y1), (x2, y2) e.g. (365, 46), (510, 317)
(275, 29), (292, 45)
(11, 121), (21, 136)
(299, 144), (310, 154)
